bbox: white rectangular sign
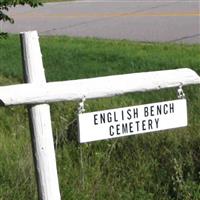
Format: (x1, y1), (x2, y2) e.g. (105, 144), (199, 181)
(78, 99), (187, 143)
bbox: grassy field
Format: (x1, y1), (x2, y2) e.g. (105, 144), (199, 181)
(0, 35), (200, 199)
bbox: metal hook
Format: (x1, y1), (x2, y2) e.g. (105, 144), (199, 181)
(177, 84), (185, 99)
(78, 96), (86, 114)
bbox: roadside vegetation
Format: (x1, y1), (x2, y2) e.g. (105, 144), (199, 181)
(41, 0), (73, 2)
(0, 35), (200, 199)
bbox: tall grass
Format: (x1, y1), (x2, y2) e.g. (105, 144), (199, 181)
(0, 35), (199, 199)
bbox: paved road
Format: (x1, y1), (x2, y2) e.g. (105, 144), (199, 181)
(2, 0), (200, 43)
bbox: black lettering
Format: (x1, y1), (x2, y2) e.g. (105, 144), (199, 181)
(109, 125), (114, 136)
(114, 112), (118, 122)
(163, 104), (168, 114)
(107, 112), (112, 123)
(150, 106), (154, 116)
(121, 110), (124, 121)
(127, 109), (132, 120)
(122, 123), (128, 134)
(129, 122), (134, 133)
(157, 105), (162, 115)
(155, 118), (159, 128)
(116, 124), (120, 135)
(144, 107), (149, 117)
(135, 121), (140, 131)
(94, 114), (98, 125)
(142, 120), (146, 131)
(133, 108), (139, 118)
(148, 119), (153, 130)
(169, 103), (174, 113)
(100, 113), (106, 124)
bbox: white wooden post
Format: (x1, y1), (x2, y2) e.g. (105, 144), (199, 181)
(0, 68), (199, 106)
(20, 31), (61, 200)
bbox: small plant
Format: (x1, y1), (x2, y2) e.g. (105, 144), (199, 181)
(171, 158), (198, 200)
(0, 0), (42, 35)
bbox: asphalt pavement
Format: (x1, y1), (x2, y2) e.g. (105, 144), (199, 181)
(2, 0), (200, 43)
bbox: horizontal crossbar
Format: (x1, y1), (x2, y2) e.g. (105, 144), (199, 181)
(0, 68), (199, 106)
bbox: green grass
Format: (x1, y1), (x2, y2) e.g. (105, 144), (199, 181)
(0, 35), (200, 199)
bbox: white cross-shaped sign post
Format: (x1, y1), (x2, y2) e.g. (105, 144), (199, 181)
(1, 31), (200, 200)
